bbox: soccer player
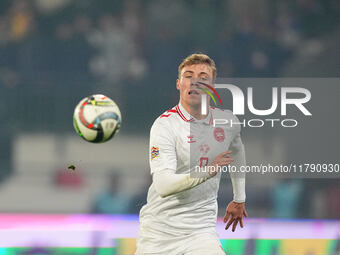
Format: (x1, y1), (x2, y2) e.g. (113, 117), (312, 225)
(135, 53), (247, 255)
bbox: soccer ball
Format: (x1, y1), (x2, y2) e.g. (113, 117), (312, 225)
(73, 94), (121, 143)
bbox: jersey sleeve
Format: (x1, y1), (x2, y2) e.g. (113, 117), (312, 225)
(149, 119), (177, 174)
(229, 113), (246, 203)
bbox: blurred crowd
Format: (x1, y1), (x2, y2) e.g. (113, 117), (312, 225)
(0, 0), (339, 218)
(1, 0), (339, 130)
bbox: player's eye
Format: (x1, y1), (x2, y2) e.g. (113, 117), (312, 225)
(185, 75), (192, 79)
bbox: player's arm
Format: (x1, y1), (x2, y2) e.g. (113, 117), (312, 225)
(153, 151), (234, 198)
(150, 120), (233, 198)
(224, 129), (248, 232)
(153, 170), (210, 198)
(229, 133), (246, 203)
(150, 120), (210, 198)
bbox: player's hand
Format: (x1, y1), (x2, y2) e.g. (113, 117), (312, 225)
(224, 201), (248, 232)
(208, 151), (233, 177)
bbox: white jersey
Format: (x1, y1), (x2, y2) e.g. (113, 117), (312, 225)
(137, 103), (245, 253)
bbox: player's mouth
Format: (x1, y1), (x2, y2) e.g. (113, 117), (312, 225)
(188, 90), (200, 95)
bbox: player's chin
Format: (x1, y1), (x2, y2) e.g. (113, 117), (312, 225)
(188, 96), (202, 106)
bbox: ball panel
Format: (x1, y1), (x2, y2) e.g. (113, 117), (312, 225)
(73, 116), (83, 138)
(73, 94), (121, 143)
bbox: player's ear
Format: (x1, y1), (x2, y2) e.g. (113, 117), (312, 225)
(176, 79), (180, 91)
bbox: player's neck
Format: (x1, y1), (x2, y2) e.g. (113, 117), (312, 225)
(179, 100), (209, 120)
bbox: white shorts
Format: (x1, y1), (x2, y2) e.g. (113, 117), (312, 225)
(135, 231), (226, 255)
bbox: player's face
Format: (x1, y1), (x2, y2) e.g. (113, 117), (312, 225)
(176, 64), (213, 108)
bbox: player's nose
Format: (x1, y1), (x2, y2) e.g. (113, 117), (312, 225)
(190, 79), (200, 88)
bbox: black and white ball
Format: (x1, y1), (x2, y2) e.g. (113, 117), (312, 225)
(73, 94), (121, 143)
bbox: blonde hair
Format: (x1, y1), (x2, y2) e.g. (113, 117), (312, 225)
(178, 53), (217, 79)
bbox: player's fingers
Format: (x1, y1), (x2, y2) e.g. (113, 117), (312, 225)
(222, 158), (233, 165)
(225, 218), (234, 230)
(232, 219), (239, 232)
(243, 210), (248, 218)
(223, 211), (230, 223)
(220, 157), (233, 163)
(221, 151), (232, 157)
(240, 217), (244, 228)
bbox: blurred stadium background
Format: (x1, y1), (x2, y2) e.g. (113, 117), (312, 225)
(0, 0), (339, 254)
